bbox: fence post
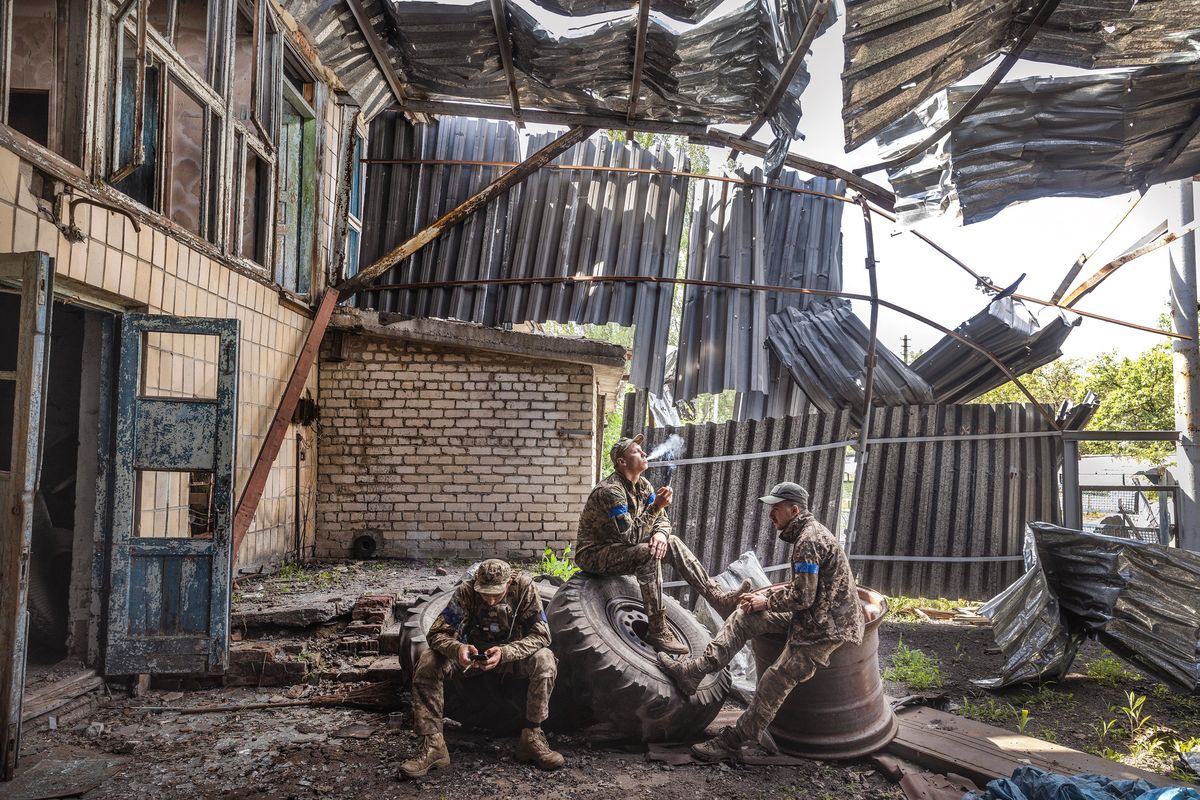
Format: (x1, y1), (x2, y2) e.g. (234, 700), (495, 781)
(1170, 179), (1200, 552)
(1062, 438), (1082, 530)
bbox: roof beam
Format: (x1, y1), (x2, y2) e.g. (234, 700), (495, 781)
(627, 0), (651, 124)
(489, 0), (524, 129)
(726, 0), (832, 159)
(345, 0), (408, 106)
(400, 98), (710, 137)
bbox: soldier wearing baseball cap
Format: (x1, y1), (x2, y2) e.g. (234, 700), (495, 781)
(573, 434), (749, 655)
(401, 559), (564, 778)
(657, 480), (864, 764)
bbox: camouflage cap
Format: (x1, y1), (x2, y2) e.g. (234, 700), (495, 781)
(473, 559), (512, 595)
(759, 482), (809, 507)
(609, 434), (644, 466)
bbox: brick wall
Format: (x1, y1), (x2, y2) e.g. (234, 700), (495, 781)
(316, 334), (600, 561)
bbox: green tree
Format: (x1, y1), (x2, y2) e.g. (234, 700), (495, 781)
(973, 358), (1085, 406)
(1082, 341), (1173, 462)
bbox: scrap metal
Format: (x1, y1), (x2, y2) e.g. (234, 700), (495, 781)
(978, 522), (1200, 692)
(880, 64), (1200, 225)
(842, 0), (1200, 150)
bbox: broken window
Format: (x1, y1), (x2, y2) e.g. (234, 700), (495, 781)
(345, 134), (365, 278)
(277, 56), (317, 296)
(108, 0), (224, 242)
(2, 0), (86, 163)
(135, 470), (214, 538)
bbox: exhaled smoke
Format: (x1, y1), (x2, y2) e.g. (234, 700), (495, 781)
(647, 434), (685, 463)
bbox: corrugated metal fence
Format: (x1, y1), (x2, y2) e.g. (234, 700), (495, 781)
(851, 403), (1063, 600)
(641, 411), (851, 596)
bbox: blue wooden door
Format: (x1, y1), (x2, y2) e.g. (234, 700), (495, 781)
(105, 314), (238, 674)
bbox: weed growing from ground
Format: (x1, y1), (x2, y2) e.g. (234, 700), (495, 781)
(883, 640), (944, 690)
(536, 547), (580, 581)
(1086, 654), (1139, 687)
(959, 696), (1014, 723)
(886, 596), (969, 613)
(277, 562), (305, 580)
(1022, 683), (1076, 712)
(1017, 708), (1032, 733)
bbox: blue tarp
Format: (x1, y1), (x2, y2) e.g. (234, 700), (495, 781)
(966, 767), (1200, 800)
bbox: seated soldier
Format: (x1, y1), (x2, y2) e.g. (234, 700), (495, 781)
(574, 435), (749, 655)
(656, 482), (865, 762)
(400, 559), (564, 779)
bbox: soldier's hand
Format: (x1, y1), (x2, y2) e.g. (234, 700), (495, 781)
(481, 646), (503, 671)
(457, 644), (478, 669)
(652, 486), (673, 511)
(738, 593), (768, 614)
(650, 532), (668, 560)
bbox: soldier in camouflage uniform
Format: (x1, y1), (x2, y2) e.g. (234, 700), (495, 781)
(400, 559), (564, 778)
(575, 435), (749, 655)
(656, 482), (865, 762)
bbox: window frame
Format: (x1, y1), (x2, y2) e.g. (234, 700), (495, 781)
(275, 53), (319, 299)
(343, 130), (366, 281)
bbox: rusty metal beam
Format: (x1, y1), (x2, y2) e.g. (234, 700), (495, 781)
(489, 0), (523, 129)
(854, 0), (1063, 176)
(726, 0), (832, 160)
(400, 98), (710, 137)
(700, 129), (896, 211)
(845, 197), (881, 556)
(232, 287), (339, 560)
(337, 124), (594, 296)
(627, 0), (651, 124)
(345, 0), (408, 107)
(1063, 218), (1200, 308)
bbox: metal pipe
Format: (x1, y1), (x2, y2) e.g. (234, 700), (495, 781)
(1171, 179), (1200, 551)
(1062, 438), (1081, 529)
(845, 199), (880, 555)
(367, 274), (1065, 430)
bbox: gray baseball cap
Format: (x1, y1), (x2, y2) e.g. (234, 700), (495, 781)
(759, 482), (810, 506)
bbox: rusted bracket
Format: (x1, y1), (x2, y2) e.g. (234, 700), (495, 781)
(854, 0), (1063, 176)
(336, 124), (594, 297)
(627, 0), (651, 124)
(1063, 218), (1200, 308)
(489, 0), (523, 129)
(700, 129), (896, 211)
(726, 0), (832, 160)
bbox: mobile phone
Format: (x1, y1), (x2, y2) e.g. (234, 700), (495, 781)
(469, 652), (489, 662)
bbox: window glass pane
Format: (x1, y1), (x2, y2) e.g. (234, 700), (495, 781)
(8, 0), (60, 152)
(148, 0), (171, 36)
(140, 332), (219, 399)
(113, 32), (159, 208)
(345, 226), (360, 278)
(135, 471), (215, 539)
(164, 79), (206, 236)
(279, 97), (313, 294)
(232, 6), (254, 123)
(349, 136), (364, 218)
(241, 151), (268, 264)
(174, 0), (211, 80)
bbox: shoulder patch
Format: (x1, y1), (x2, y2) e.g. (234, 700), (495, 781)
(794, 562), (819, 575)
(608, 503), (630, 518)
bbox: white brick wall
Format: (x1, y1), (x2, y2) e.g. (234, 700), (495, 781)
(315, 335), (598, 560)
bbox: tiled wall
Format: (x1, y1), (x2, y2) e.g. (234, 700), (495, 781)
(0, 141), (320, 571)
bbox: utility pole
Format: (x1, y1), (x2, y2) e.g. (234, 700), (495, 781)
(901, 335), (910, 364)
(1170, 178), (1200, 552)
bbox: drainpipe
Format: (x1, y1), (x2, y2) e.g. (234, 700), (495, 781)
(1170, 179), (1200, 552)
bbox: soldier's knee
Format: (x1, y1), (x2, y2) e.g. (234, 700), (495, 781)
(414, 648), (445, 678)
(531, 647), (557, 678)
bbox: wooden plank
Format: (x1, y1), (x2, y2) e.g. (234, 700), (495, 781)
(20, 672), (104, 723)
(888, 705), (1187, 788)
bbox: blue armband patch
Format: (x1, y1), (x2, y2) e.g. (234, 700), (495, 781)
(646, 491), (656, 506)
(608, 504), (629, 518)
(794, 562), (819, 574)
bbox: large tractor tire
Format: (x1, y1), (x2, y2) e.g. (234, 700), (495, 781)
(398, 578), (559, 733)
(545, 573), (730, 743)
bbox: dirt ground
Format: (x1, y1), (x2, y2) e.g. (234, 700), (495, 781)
(12, 559), (1199, 798)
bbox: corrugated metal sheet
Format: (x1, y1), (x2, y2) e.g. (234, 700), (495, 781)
(880, 65), (1200, 225)
(641, 411), (850, 597)
(733, 351), (814, 421)
(765, 300), (934, 422)
(382, 0), (832, 133)
(850, 403), (1063, 600)
(673, 168), (846, 401)
(911, 297), (1081, 404)
(358, 114), (686, 390)
(285, 0), (401, 120)
(841, 0), (1200, 149)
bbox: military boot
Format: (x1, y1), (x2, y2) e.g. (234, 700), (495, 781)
(706, 579), (752, 618)
(515, 727), (565, 771)
(656, 652), (710, 696)
(645, 611), (689, 655)
(690, 726), (745, 763)
(399, 733), (450, 779)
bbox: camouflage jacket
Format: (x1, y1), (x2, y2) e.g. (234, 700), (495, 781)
(426, 571), (550, 663)
(766, 514), (865, 647)
(575, 472), (670, 558)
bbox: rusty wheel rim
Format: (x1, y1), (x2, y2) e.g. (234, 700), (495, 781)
(604, 598), (685, 662)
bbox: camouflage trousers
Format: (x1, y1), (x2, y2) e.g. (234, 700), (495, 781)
(575, 535), (718, 617)
(411, 647), (557, 736)
(691, 608), (841, 745)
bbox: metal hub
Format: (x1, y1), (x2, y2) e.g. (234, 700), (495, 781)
(604, 598), (684, 661)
